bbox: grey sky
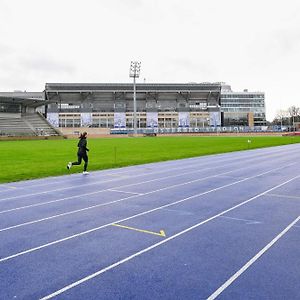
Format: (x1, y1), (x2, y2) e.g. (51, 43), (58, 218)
(1, 0), (300, 121)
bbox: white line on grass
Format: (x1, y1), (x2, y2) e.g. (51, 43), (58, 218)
(0, 163), (293, 233)
(207, 215), (300, 300)
(39, 174), (300, 300)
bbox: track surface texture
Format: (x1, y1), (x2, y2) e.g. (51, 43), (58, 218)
(0, 144), (299, 300)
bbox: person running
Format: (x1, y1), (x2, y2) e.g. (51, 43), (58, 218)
(67, 131), (89, 174)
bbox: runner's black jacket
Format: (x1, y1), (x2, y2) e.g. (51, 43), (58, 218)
(77, 138), (89, 155)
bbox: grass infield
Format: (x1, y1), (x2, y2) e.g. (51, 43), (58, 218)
(0, 135), (299, 183)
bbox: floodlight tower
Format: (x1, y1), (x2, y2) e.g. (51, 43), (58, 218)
(129, 61), (141, 135)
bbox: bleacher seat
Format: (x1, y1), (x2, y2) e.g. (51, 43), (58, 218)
(0, 113), (61, 137)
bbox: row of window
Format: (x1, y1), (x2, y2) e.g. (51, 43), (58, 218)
(222, 104), (265, 107)
(221, 94), (264, 98)
(52, 101), (264, 111)
(221, 99), (264, 104)
(222, 108), (265, 113)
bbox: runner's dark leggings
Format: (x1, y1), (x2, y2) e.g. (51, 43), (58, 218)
(72, 153), (88, 171)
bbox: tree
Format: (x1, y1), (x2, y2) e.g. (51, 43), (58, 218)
(288, 106), (300, 130)
(275, 109), (288, 127)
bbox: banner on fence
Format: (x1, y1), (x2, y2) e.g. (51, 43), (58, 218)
(81, 113), (92, 127)
(146, 112), (158, 128)
(114, 112), (126, 128)
(209, 112), (221, 127)
(47, 113), (59, 128)
(178, 112), (190, 127)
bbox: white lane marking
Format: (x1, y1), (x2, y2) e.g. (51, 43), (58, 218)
(160, 208), (195, 216)
(0, 150), (235, 195)
(0, 186), (20, 194)
(107, 174), (130, 178)
(217, 175), (247, 180)
(39, 175), (300, 300)
(0, 157), (237, 204)
(207, 215), (300, 300)
(265, 193), (300, 200)
(5, 154), (213, 189)
(0, 145), (282, 190)
(107, 189), (143, 195)
(0, 159), (255, 215)
(1, 171), (299, 266)
(0, 146), (298, 201)
(1, 143), (299, 193)
(0, 150), (296, 214)
(0, 154), (241, 202)
(0, 163), (292, 233)
(219, 216), (262, 225)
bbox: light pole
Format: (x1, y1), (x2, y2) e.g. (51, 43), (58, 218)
(129, 61), (141, 135)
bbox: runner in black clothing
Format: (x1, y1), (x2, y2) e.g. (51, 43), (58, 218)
(67, 132), (89, 174)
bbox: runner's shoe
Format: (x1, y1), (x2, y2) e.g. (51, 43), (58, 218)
(67, 162), (72, 170)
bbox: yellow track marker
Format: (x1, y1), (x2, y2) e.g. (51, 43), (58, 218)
(112, 223), (166, 238)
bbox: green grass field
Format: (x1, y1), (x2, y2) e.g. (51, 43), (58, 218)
(0, 135), (299, 183)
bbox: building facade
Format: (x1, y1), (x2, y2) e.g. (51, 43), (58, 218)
(220, 84), (266, 126)
(45, 83), (222, 130)
(0, 83), (267, 132)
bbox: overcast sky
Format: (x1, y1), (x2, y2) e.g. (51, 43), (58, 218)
(1, 0), (300, 121)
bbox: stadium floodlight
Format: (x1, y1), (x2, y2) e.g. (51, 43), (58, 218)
(129, 61), (141, 135)
(129, 61), (141, 78)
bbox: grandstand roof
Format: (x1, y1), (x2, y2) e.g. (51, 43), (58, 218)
(45, 83), (221, 92)
(0, 92), (45, 108)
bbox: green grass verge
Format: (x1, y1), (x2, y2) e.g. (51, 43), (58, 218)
(0, 135), (299, 183)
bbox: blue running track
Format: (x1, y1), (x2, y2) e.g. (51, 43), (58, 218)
(0, 143), (299, 299)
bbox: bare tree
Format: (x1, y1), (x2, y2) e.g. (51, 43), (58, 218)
(287, 106), (300, 130)
(275, 109), (288, 127)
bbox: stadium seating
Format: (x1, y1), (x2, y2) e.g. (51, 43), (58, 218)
(0, 113), (61, 137)
(22, 113), (61, 136)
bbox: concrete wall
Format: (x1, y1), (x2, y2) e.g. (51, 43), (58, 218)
(59, 127), (110, 137)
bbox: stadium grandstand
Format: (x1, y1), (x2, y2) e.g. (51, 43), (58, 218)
(0, 92), (61, 137)
(0, 83), (267, 137)
(45, 83), (222, 135)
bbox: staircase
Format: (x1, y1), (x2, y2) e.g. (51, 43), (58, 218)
(22, 113), (62, 136)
